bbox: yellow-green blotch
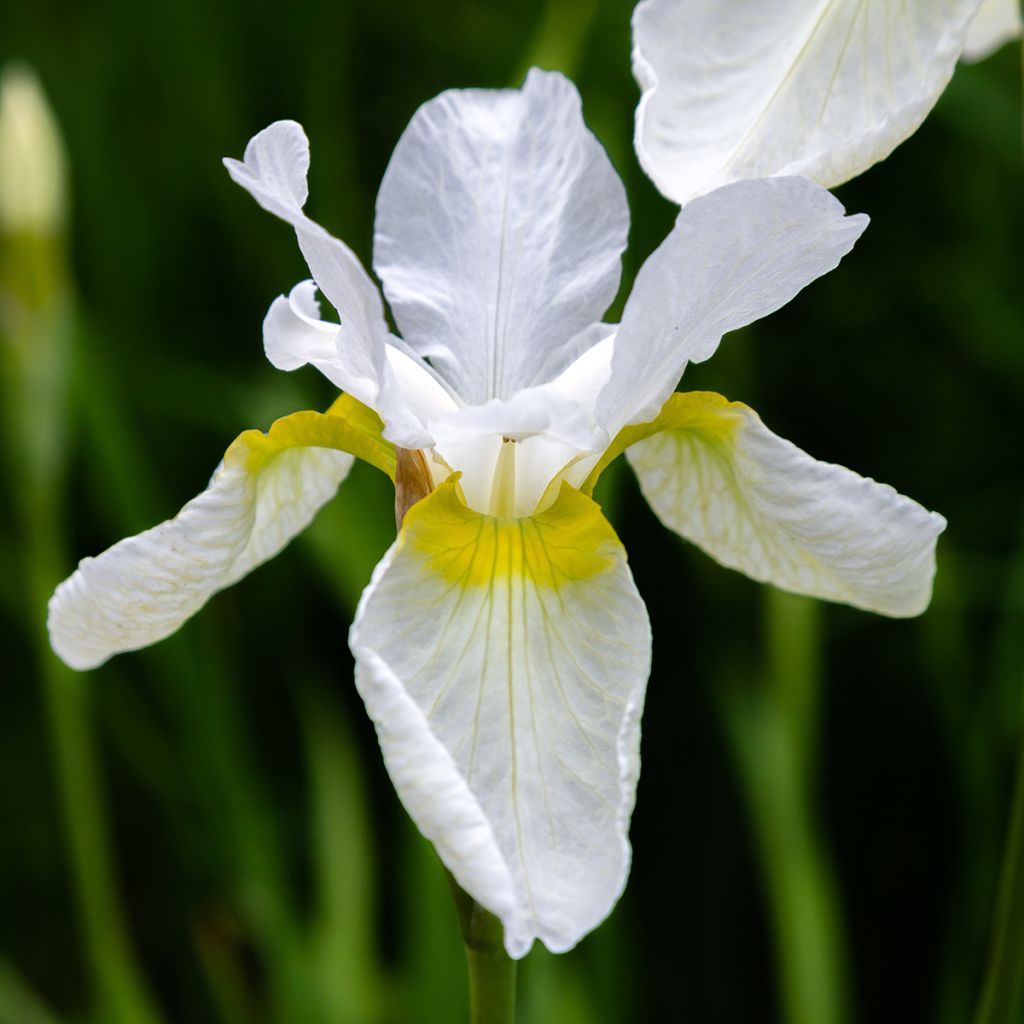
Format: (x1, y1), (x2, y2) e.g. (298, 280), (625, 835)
(402, 478), (623, 590)
(231, 393), (397, 479)
(581, 390), (746, 495)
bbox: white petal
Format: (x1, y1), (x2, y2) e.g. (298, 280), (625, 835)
(432, 389), (596, 449)
(428, 339), (615, 518)
(374, 68), (628, 403)
(49, 399), (396, 670)
(263, 281), (376, 407)
(225, 122), (431, 448)
(349, 481), (651, 956)
(426, 433), (504, 516)
(224, 121), (387, 358)
(532, 320), (616, 387)
(633, 0), (982, 205)
(623, 392), (946, 617)
(263, 282), (458, 441)
(472, 336), (615, 514)
(543, 331), (615, 421)
(502, 334), (616, 511)
(597, 177), (867, 434)
(384, 343), (460, 427)
(963, 0), (1023, 60)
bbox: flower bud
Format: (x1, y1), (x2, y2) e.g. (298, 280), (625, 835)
(0, 64), (66, 236)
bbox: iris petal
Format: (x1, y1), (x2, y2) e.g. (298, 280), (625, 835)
(374, 69), (629, 404)
(609, 391), (945, 617)
(633, 0), (981, 205)
(48, 396), (394, 669)
(350, 479), (651, 956)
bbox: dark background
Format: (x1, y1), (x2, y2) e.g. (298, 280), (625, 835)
(1, 2), (1022, 1022)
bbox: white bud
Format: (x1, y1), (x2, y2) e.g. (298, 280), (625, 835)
(0, 63), (67, 234)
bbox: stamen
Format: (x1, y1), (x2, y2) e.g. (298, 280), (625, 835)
(490, 437), (517, 518)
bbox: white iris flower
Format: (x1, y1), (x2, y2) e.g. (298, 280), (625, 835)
(48, 70), (945, 957)
(631, 0), (1007, 207)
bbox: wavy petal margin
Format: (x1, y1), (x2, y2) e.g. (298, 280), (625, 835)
(596, 177), (866, 434)
(225, 121), (431, 448)
(587, 391), (945, 617)
(350, 479), (651, 956)
(374, 68), (628, 404)
(49, 396), (394, 670)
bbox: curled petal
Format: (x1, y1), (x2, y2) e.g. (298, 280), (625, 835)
(263, 281), (376, 407)
(225, 122), (430, 447)
(595, 391), (945, 617)
(263, 281), (458, 439)
(49, 396), (395, 670)
(633, 0), (981, 205)
(350, 480), (651, 956)
(225, 122), (387, 361)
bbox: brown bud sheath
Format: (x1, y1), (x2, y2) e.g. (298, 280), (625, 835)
(394, 448), (434, 531)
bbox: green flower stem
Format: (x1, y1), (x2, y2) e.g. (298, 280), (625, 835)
(972, 726), (1024, 1024)
(447, 874), (517, 1024)
(723, 589), (847, 1024)
(1, 89), (160, 1019)
(37, 618), (161, 1024)
(15, 337), (162, 1024)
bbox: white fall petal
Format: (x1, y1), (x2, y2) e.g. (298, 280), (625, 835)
(48, 399), (393, 670)
(349, 480), (651, 957)
(632, 0), (983, 206)
(620, 393), (946, 616)
(962, 0), (1023, 60)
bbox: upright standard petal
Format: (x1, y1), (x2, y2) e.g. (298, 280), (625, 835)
(594, 392), (945, 617)
(962, 0), (1023, 60)
(49, 396), (395, 670)
(633, 0), (982, 205)
(596, 177), (867, 433)
(225, 122), (429, 447)
(374, 68), (629, 404)
(350, 480), (651, 956)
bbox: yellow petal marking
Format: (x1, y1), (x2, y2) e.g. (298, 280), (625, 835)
(581, 390), (745, 495)
(230, 392), (396, 479)
(401, 477), (621, 590)
(48, 392), (397, 670)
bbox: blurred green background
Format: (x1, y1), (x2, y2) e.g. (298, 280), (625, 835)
(1, 1), (1022, 1022)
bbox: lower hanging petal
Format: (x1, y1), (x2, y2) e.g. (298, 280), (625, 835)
(49, 395), (395, 670)
(605, 391), (945, 617)
(349, 479), (651, 957)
